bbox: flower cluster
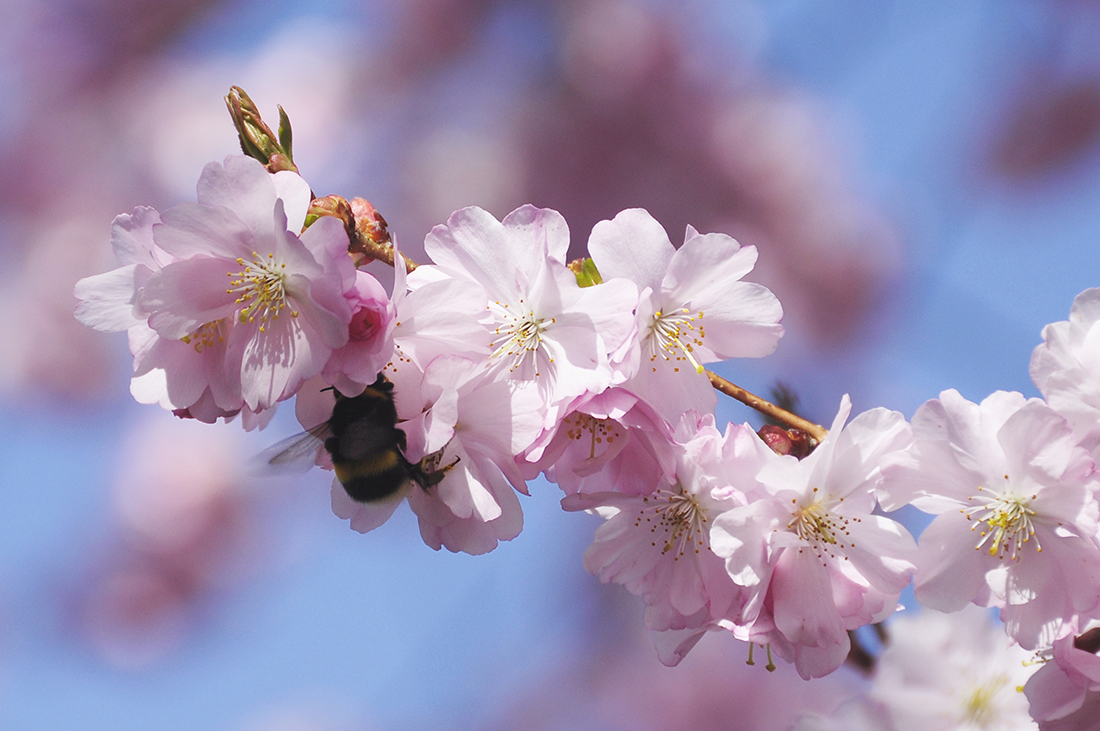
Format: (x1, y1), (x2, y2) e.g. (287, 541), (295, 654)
(75, 156), (360, 426)
(73, 96), (1100, 712)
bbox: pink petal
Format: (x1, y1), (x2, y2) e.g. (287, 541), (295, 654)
(587, 208), (675, 294)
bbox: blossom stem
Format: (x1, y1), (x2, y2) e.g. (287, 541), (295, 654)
(705, 370), (828, 442)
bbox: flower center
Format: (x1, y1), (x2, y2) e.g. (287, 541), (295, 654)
(349, 304), (383, 341)
(648, 308), (705, 374)
(786, 491), (858, 562)
(180, 319), (227, 353)
(564, 413), (621, 459)
(488, 299), (554, 376)
(960, 675), (1009, 728)
(964, 482), (1039, 560)
(636, 486), (709, 560)
(227, 252), (298, 332)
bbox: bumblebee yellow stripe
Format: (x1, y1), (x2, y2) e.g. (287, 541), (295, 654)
(334, 449), (401, 483)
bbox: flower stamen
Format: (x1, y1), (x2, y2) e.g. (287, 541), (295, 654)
(649, 308), (705, 374)
(488, 300), (554, 376)
(961, 675), (1009, 727)
(963, 487), (1039, 560)
(635, 486), (709, 560)
(227, 252), (297, 332)
(180, 319), (227, 353)
(563, 413), (620, 459)
(785, 495), (858, 563)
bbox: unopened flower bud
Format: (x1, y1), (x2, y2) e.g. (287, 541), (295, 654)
(224, 86), (298, 173)
(786, 428), (815, 458)
(758, 424), (792, 455)
(350, 198), (391, 248)
(307, 195), (356, 242)
(568, 257), (603, 287)
(347, 198), (405, 270)
(758, 425), (817, 458)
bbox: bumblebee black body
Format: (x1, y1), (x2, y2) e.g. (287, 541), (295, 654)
(325, 377), (415, 503)
(264, 373), (454, 503)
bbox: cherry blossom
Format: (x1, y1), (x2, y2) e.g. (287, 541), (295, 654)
(522, 386), (678, 496)
(710, 397), (916, 679)
(870, 607), (1037, 731)
(881, 390), (1100, 650)
(75, 206), (246, 423)
(422, 204), (639, 426)
(333, 356), (544, 554)
(321, 269), (396, 396)
(72, 80), (1100, 708)
(136, 156), (357, 413)
(1031, 288), (1100, 455)
(587, 208), (784, 423)
(379, 239), (491, 399)
(563, 418), (774, 644)
(1024, 627), (1100, 729)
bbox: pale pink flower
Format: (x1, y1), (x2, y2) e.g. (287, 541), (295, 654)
(75, 206), (245, 422)
(321, 269), (396, 396)
(137, 156), (356, 413)
(710, 397), (916, 679)
(378, 238), (491, 401)
(74, 206), (172, 334)
(563, 419), (774, 641)
(1031, 288), (1100, 454)
(881, 390), (1100, 650)
(422, 204), (638, 426)
(1024, 628), (1100, 729)
(334, 356), (543, 554)
(870, 607), (1037, 731)
(587, 208), (784, 423)
(522, 387), (678, 496)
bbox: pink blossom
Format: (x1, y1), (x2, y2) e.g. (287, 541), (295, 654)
(587, 208), (784, 423)
(710, 397), (916, 679)
(422, 204), (638, 426)
(379, 238), (491, 399)
(75, 206), (245, 422)
(1031, 288), (1100, 455)
(522, 387), (678, 496)
(871, 607), (1037, 731)
(563, 419), (774, 643)
(74, 206), (172, 333)
(334, 356), (543, 554)
(1024, 630), (1100, 728)
(136, 156), (356, 413)
(881, 390), (1100, 650)
(321, 269), (396, 396)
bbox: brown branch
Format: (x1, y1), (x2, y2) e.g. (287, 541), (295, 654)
(706, 370), (828, 443)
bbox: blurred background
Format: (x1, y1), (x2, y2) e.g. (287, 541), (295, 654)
(2, 0), (1100, 728)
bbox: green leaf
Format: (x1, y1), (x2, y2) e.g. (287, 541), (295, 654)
(277, 105), (294, 162)
(571, 258), (604, 287)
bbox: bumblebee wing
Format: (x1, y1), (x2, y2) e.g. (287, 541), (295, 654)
(255, 423), (332, 474)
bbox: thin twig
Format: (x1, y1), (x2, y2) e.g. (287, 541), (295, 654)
(706, 370), (828, 442)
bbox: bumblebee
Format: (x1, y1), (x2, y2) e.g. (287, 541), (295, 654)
(264, 374), (447, 502)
